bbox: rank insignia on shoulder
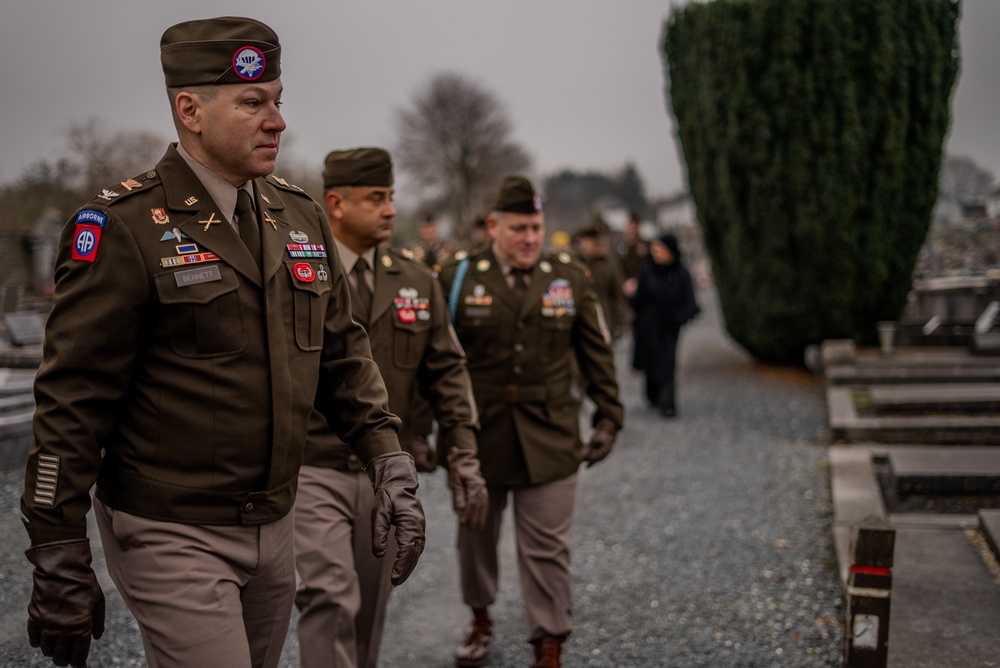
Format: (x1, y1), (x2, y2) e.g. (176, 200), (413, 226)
(454, 250), (468, 261)
(476, 259), (490, 272)
(381, 254), (393, 268)
(539, 261), (552, 273)
(558, 252), (572, 264)
(98, 189), (120, 201)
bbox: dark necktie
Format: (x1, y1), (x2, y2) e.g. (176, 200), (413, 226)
(511, 268), (529, 305)
(236, 188), (262, 269)
(351, 257), (373, 325)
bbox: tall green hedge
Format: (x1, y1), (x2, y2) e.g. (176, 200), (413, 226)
(663, 0), (960, 364)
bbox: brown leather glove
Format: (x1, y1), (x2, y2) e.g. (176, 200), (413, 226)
(446, 448), (489, 531)
(366, 451), (427, 585)
(581, 418), (617, 467)
(25, 538), (106, 668)
(407, 434), (437, 473)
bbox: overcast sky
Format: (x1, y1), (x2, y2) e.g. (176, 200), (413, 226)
(2, 1), (997, 200)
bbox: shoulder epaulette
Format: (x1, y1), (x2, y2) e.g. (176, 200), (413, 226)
(266, 174), (311, 198)
(88, 169), (161, 207)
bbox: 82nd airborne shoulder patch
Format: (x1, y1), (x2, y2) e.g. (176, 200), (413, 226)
(71, 210), (107, 263)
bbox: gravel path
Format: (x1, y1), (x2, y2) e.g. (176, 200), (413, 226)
(0, 286), (844, 667)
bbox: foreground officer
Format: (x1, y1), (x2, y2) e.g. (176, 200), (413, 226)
(294, 148), (488, 668)
(21, 18), (424, 668)
(438, 177), (624, 668)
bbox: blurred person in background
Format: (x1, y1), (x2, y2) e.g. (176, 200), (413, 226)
(626, 233), (700, 418)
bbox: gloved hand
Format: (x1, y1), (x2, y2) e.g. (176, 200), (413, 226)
(25, 538), (106, 668)
(366, 451), (426, 585)
(580, 418), (617, 467)
(407, 434), (437, 473)
(446, 448), (489, 531)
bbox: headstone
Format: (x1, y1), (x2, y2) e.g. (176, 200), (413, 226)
(4, 311), (45, 346)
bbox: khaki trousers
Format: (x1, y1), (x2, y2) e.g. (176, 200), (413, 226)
(94, 498), (295, 668)
(293, 465), (396, 668)
(458, 473), (577, 641)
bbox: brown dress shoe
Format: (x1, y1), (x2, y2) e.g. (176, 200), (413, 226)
(530, 635), (564, 668)
(455, 608), (493, 667)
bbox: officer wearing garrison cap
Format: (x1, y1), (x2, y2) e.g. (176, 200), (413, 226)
(293, 147), (488, 668)
(21, 17), (424, 668)
(437, 176), (624, 668)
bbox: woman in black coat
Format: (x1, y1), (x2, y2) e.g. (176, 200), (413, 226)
(627, 233), (700, 417)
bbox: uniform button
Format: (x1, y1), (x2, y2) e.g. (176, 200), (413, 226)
(242, 501), (255, 514)
(513, 366), (522, 374)
(514, 343), (524, 352)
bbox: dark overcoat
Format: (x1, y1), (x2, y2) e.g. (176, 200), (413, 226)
(630, 261), (700, 383)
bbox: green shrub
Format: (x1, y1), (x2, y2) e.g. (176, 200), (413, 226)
(663, 0), (960, 364)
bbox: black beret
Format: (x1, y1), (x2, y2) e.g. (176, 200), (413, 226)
(323, 148), (394, 189)
(494, 176), (542, 214)
(161, 16), (281, 87)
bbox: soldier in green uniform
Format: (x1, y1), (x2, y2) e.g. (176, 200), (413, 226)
(20, 18), (424, 668)
(438, 177), (624, 668)
(574, 222), (628, 340)
(294, 147), (489, 668)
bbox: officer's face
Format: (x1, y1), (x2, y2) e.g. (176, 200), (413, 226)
(187, 79), (286, 186)
(489, 212), (544, 270)
(328, 186), (396, 252)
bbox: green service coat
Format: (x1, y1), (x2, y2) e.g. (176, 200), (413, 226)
(22, 145), (399, 546)
(304, 245), (478, 470)
(438, 247), (624, 487)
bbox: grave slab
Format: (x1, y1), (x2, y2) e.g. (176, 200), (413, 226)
(868, 383), (1000, 412)
(889, 446), (1000, 494)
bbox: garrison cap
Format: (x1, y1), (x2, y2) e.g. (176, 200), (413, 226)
(494, 176), (542, 214)
(323, 148), (394, 189)
(161, 16), (281, 87)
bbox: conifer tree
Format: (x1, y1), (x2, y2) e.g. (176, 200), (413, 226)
(663, 0), (960, 364)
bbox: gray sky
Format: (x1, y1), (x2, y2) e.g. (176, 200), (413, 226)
(2, 1), (997, 199)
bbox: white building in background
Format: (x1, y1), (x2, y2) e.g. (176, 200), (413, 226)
(655, 191), (696, 229)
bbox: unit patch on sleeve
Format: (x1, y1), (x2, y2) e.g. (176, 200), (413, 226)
(71, 210), (107, 263)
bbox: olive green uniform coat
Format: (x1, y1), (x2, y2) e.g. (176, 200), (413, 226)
(581, 252), (627, 336)
(22, 145), (399, 546)
(303, 245), (477, 468)
(438, 247), (624, 487)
